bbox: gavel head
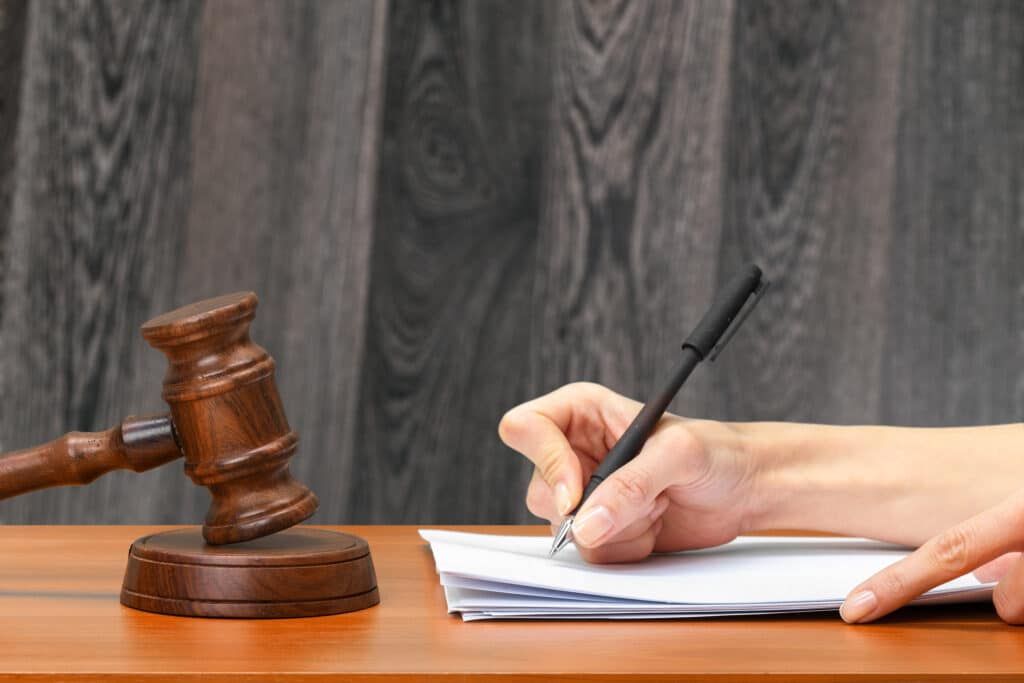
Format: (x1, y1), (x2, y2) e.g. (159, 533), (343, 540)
(141, 292), (318, 545)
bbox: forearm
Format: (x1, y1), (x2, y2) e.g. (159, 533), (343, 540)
(739, 422), (1024, 545)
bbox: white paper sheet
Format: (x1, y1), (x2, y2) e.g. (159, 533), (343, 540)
(419, 529), (993, 621)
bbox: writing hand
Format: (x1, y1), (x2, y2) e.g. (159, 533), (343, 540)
(499, 382), (757, 563)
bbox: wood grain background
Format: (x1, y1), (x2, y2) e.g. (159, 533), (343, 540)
(0, 0), (1021, 525)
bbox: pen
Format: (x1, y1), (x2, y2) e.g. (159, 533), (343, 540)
(549, 264), (769, 557)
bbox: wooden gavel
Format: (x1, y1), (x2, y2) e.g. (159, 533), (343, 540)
(0, 292), (317, 545)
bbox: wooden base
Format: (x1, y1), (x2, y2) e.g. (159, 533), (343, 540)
(120, 527), (379, 618)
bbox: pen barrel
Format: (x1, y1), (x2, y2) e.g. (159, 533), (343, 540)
(683, 264), (763, 359)
(578, 348), (702, 508)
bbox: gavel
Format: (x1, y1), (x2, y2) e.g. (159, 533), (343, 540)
(0, 292), (316, 545)
(0, 292), (378, 618)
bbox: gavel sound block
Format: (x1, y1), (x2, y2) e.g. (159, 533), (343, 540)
(0, 292), (379, 618)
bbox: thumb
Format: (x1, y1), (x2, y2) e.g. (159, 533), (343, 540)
(571, 448), (674, 548)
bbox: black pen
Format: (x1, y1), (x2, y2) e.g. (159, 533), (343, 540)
(549, 264), (769, 557)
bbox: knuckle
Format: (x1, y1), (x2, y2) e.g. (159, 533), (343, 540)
(931, 527), (974, 574)
(535, 442), (565, 483)
(993, 587), (1024, 624)
(660, 423), (710, 482)
(877, 570), (907, 598)
(608, 467), (654, 508)
(565, 381), (608, 403)
(673, 424), (701, 453)
(497, 409), (523, 442)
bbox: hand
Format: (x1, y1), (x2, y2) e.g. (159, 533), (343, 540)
(498, 382), (758, 563)
(840, 490), (1024, 624)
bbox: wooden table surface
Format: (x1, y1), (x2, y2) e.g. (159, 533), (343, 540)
(1, 525), (1022, 681)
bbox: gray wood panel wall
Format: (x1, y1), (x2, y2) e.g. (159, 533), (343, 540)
(0, 0), (1022, 525)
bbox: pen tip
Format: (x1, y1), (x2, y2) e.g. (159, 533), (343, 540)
(549, 518), (574, 557)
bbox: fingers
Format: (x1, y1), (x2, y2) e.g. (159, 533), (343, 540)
(579, 518), (664, 564)
(595, 494), (670, 546)
(974, 552), (1021, 583)
(500, 392), (587, 516)
(993, 555), (1024, 624)
(525, 469), (560, 522)
(571, 433), (686, 549)
(503, 383), (679, 561)
(840, 492), (1024, 624)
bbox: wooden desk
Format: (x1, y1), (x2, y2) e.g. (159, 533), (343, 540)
(0, 525), (1021, 681)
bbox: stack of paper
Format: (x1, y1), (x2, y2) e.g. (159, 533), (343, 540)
(420, 529), (993, 621)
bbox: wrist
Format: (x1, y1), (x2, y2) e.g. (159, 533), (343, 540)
(729, 421), (785, 533)
(732, 422), (873, 534)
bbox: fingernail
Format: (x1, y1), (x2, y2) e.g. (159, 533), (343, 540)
(554, 482), (573, 516)
(840, 590), (877, 624)
(572, 506), (615, 547)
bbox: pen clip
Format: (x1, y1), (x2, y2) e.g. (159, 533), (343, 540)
(706, 279), (770, 362)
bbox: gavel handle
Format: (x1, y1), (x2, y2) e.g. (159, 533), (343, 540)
(0, 414), (182, 500)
